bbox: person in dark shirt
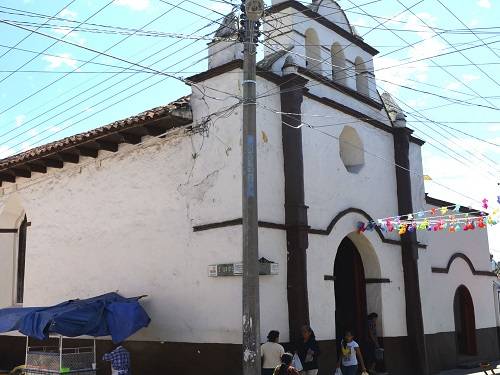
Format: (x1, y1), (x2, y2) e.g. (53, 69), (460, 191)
(296, 325), (320, 375)
(367, 312), (381, 374)
(273, 353), (300, 375)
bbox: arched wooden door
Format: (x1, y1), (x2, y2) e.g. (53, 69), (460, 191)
(454, 285), (477, 355)
(334, 237), (367, 347)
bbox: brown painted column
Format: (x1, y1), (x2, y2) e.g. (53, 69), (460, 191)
(279, 73), (310, 343)
(393, 125), (429, 375)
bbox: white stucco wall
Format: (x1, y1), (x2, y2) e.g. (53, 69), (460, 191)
(302, 97), (399, 241)
(419, 204), (496, 334)
(301, 91), (408, 339)
(0, 1), (495, 349)
(0, 67), (290, 344)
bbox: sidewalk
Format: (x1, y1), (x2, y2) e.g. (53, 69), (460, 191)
(437, 362), (500, 375)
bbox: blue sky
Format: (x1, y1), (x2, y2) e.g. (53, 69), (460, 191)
(0, 0), (499, 255)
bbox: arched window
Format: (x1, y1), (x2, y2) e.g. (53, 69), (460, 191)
(0, 195), (27, 306)
(339, 126), (364, 173)
(454, 285), (477, 355)
(331, 42), (346, 85)
(355, 56), (369, 96)
(305, 28), (321, 74)
(16, 215), (27, 304)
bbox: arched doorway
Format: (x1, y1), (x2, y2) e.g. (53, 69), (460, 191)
(334, 237), (368, 346)
(454, 285), (477, 356)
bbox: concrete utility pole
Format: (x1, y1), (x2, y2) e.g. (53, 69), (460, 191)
(239, 0), (263, 374)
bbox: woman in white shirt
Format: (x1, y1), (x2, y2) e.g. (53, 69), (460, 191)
(336, 331), (367, 375)
(261, 330), (285, 375)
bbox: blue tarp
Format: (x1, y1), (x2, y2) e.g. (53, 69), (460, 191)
(0, 292), (150, 343)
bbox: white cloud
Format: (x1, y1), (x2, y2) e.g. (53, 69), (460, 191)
(53, 27), (75, 37)
(53, 28), (86, 45)
(114, 0), (150, 11)
(374, 12), (445, 94)
(60, 8), (77, 19)
(351, 17), (368, 28)
(446, 137), (500, 155)
(49, 126), (62, 133)
(405, 14), (445, 83)
(28, 129), (38, 137)
(52, 9), (86, 44)
(407, 97), (427, 108)
(0, 145), (14, 158)
(445, 81), (462, 91)
(209, 2), (234, 14)
(468, 18), (480, 27)
(15, 115), (26, 127)
(42, 53), (78, 70)
(487, 124), (500, 132)
(374, 56), (410, 94)
(478, 0), (492, 8)
(20, 142), (32, 152)
(443, 74), (480, 91)
(463, 74), (480, 83)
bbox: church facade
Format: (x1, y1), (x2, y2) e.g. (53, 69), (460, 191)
(0, 1), (497, 374)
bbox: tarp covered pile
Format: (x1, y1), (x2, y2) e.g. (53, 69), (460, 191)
(0, 292), (150, 343)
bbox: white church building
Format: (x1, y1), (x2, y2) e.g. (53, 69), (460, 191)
(0, 1), (497, 374)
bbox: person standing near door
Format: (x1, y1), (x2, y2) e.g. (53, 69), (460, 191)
(296, 325), (320, 375)
(366, 312), (381, 373)
(337, 330), (367, 375)
(262, 330), (285, 375)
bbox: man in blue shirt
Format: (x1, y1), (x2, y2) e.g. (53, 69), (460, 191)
(103, 343), (131, 375)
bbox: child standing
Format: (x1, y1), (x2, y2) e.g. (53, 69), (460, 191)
(273, 353), (301, 375)
(336, 331), (367, 375)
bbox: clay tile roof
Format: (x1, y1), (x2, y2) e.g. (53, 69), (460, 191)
(0, 95), (192, 172)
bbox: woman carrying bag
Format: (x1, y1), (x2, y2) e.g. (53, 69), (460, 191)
(336, 331), (368, 375)
(296, 326), (320, 375)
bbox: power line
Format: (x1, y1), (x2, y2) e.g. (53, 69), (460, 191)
(255, 36), (500, 176)
(1, 7), (217, 135)
(0, 0), (77, 62)
(435, 0), (500, 61)
(257, 0), (415, 103)
(0, 4), (243, 151)
(0, 14), (233, 148)
(0, 1), (225, 118)
(395, 0), (500, 99)
(0, 1), (113, 87)
(259, 103), (487, 205)
(0, 43), (154, 72)
(262, 0), (500, 112)
(1, 40), (240, 154)
(377, 79), (500, 112)
(408, 112), (500, 148)
(0, 101), (243, 195)
(0, 18), (231, 40)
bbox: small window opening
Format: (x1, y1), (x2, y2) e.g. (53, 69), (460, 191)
(339, 126), (365, 173)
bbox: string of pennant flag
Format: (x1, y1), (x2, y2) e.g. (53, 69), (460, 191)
(356, 196), (500, 235)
